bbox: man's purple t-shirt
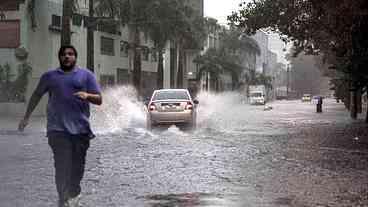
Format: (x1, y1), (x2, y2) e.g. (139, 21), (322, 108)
(35, 67), (101, 137)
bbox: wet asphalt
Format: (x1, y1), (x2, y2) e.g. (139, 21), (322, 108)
(0, 90), (367, 207)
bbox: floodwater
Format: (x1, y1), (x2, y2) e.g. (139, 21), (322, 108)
(0, 86), (367, 206)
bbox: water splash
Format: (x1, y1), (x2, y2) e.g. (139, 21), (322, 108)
(90, 88), (256, 135)
(91, 85), (146, 134)
(196, 91), (249, 131)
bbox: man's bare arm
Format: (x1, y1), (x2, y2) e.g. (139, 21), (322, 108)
(18, 92), (43, 131)
(74, 91), (102, 105)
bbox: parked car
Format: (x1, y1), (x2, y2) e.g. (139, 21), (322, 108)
(145, 89), (199, 130)
(301, 94), (312, 102)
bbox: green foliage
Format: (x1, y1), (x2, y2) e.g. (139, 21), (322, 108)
(230, 0), (368, 105)
(220, 26), (260, 55)
(194, 48), (228, 80)
(0, 63), (32, 102)
(194, 22), (263, 90)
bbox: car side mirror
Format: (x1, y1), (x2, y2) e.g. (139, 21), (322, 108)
(193, 100), (199, 104)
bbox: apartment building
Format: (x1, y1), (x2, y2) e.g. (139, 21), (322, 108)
(0, 0), (158, 115)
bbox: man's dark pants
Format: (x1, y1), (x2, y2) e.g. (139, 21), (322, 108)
(48, 133), (90, 204)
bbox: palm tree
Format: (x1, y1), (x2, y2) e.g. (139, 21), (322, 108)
(144, 0), (178, 89)
(173, 5), (206, 88)
(61, 0), (75, 45)
(194, 24), (263, 91)
(144, 0), (205, 89)
(103, 0), (151, 94)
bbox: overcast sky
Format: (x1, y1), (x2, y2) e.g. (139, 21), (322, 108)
(203, 0), (243, 25)
(204, 0), (289, 64)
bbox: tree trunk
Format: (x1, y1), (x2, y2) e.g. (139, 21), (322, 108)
(176, 47), (184, 88)
(350, 85), (358, 119)
(343, 87), (350, 110)
(61, 0), (73, 45)
(156, 50), (164, 89)
(132, 27), (141, 94)
(366, 95), (368, 123)
(231, 73), (238, 90)
(87, 0), (94, 72)
(357, 88), (362, 113)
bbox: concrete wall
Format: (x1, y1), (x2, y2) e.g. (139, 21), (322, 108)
(252, 30), (269, 73)
(267, 50), (278, 76)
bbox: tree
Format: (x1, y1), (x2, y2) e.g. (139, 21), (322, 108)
(87, 0), (94, 72)
(61, 0), (74, 45)
(97, 0), (152, 94)
(143, 0), (183, 89)
(175, 10), (206, 88)
(219, 26), (261, 89)
(229, 0), (368, 120)
(194, 24), (263, 91)
(139, 0), (206, 89)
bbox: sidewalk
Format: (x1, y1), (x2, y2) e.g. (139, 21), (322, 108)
(0, 116), (46, 132)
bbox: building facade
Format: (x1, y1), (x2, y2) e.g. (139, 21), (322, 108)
(0, 0), (158, 115)
(251, 30), (269, 74)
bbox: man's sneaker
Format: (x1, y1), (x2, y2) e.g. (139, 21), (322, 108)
(67, 194), (81, 207)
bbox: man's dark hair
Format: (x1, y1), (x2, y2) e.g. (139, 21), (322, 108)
(58, 45), (78, 58)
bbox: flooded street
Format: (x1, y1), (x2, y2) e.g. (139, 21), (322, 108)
(1, 87), (368, 207)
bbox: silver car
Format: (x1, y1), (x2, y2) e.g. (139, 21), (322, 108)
(146, 89), (198, 129)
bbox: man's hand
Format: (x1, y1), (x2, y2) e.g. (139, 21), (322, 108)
(74, 91), (89, 100)
(74, 91), (102, 105)
(18, 118), (29, 132)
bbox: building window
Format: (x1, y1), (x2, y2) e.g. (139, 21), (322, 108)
(0, 20), (20, 48)
(51, 15), (61, 27)
(120, 41), (129, 57)
(116, 68), (130, 85)
(72, 14), (83, 26)
(101, 36), (115, 56)
(141, 46), (149, 61)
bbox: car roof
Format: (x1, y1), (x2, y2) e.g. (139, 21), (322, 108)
(153, 89), (189, 93)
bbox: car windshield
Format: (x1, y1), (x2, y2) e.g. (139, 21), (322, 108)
(153, 91), (189, 101)
(250, 92), (263, 97)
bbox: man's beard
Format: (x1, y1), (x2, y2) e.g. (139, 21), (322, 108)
(60, 60), (76, 71)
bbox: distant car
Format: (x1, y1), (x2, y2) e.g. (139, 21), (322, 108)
(145, 89), (199, 129)
(301, 94), (311, 102)
(249, 92), (266, 105)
